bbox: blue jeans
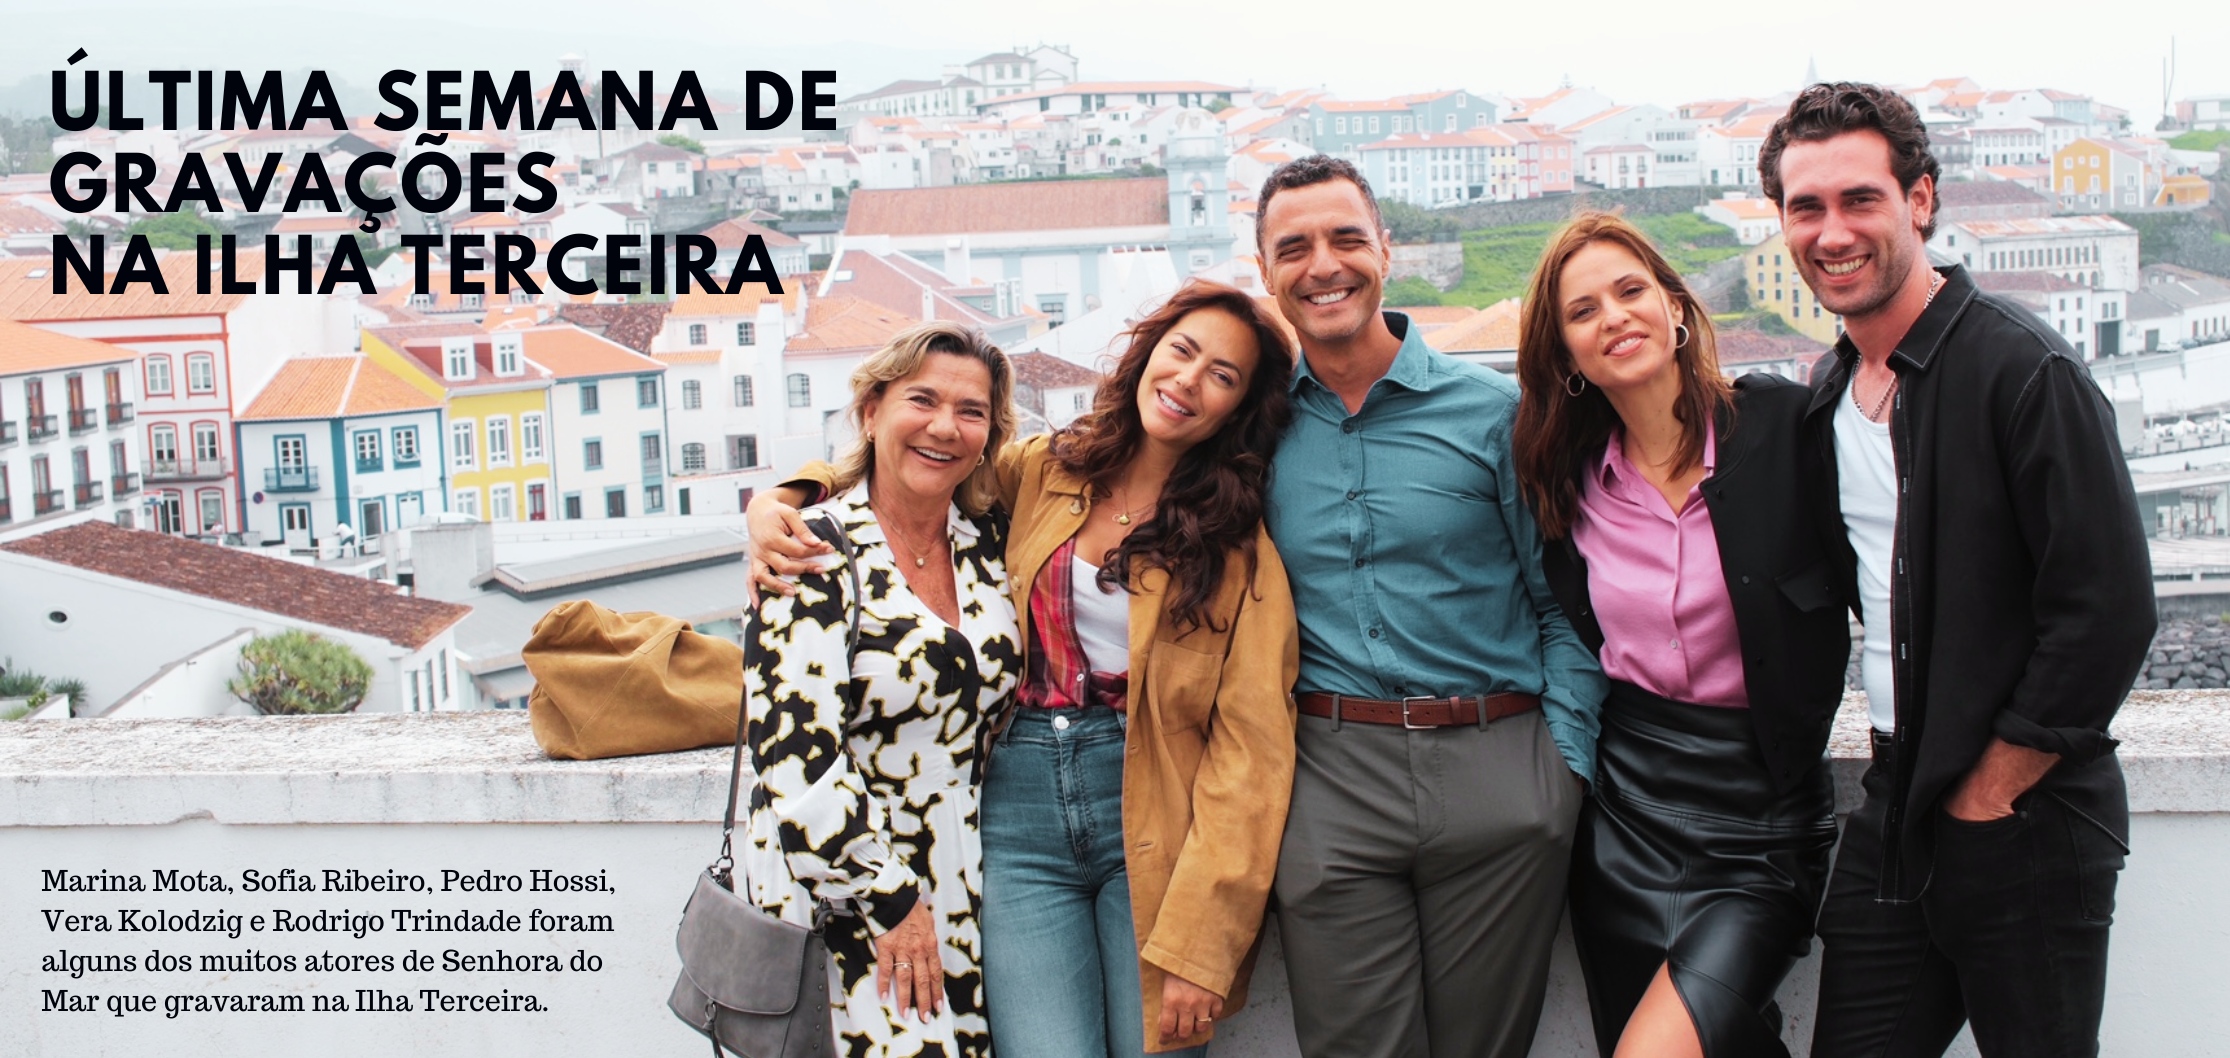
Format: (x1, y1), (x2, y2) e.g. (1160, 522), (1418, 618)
(980, 707), (1209, 1058)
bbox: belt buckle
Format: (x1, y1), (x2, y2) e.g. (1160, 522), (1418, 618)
(1400, 695), (1441, 730)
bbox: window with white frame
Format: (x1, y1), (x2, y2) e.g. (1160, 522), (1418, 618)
(682, 442), (707, 471)
(150, 424), (179, 463)
(489, 483), (517, 522)
(451, 419), (476, 469)
(736, 322), (756, 345)
(688, 323), (707, 346)
(493, 334), (523, 376)
(192, 423), (220, 463)
(486, 416), (512, 467)
(145, 356), (172, 396)
(198, 489), (225, 533)
(682, 379), (701, 409)
(354, 430), (382, 470)
(786, 373), (810, 407)
(443, 338), (475, 381)
(520, 413), (545, 461)
(453, 488), (480, 519)
(393, 426), (420, 464)
(733, 375), (755, 407)
(187, 354), (216, 394)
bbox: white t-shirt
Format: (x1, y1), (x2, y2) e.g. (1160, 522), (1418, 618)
(1834, 387), (1900, 733)
(1071, 553), (1131, 675)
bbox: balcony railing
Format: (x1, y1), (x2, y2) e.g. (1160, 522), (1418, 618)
(145, 456), (231, 481)
(68, 407), (99, 435)
(111, 472), (141, 498)
(105, 401), (134, 426)
(32, 488), (63, 516)
(73, 480), (104, 508)
(25, 414), (57, 442)
(263, 465), (320, 492)
(0, 420), (15, 445)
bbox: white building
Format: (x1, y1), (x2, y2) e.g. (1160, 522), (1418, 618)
(233, 355), (447, 547)
(1930, 215), (2141, 293)
(524, 326), (672, 520)
(0, 520), (468, 714)
(1974, 271), (2119, 361)
(0, 319), (144, 532)
(1698, 194), (1782, 245)
(2127, 265), (2230, 353)
(649, 287), (807, 513)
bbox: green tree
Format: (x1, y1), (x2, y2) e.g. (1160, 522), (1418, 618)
(228, 631), (374, 715)
(125, 210), (221, 251)
(1385, 276), (1445, 306)
(658, 132), (706, 154)
(1379, 199), (1461, 244)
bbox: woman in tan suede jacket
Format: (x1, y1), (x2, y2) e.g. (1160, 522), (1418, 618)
(752, 281), (1299, 1056)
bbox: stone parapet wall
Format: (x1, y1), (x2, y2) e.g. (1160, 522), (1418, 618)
(4, 695), (2225, 1057)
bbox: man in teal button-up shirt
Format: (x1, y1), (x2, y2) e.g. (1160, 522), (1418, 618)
(1261, 156), (1605, 1058)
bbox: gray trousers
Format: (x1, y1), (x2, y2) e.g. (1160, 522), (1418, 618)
(1273, 708), (1582, 1058)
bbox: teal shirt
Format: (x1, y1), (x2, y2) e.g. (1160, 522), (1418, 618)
(1266, 313), (1606, 780)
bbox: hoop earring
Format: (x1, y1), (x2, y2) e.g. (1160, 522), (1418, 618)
(1565, 372), (1588, 397)
(976, 454), (986, 467)
(1674, 324), (1693, 350)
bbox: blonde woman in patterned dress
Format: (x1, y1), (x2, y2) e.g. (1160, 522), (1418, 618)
(744, 322), (1021, 1058)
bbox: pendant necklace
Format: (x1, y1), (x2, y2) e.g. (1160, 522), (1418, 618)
(1108, 485), (1155, 526)
(875, 507), (943, 568)
(1853, 271), (1947, 422)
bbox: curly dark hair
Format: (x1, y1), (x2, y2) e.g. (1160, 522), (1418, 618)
(1256, 154), (1383, 252)
(1760, 82), (1942, 239)
(1052, 280), (1295, 634)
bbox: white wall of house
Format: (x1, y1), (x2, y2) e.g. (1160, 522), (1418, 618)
(0, 554), (456, 714)
(236, 409), (446, 545)
(548, 374), (671, 519)
(1, 358), (142, 531)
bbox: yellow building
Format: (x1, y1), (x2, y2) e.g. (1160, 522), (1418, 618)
(1746, 233), (1843, 344)
(361, 323), (558, 522)
(2053, 138), (2156, 211)
(2158, 174), (2213, 208)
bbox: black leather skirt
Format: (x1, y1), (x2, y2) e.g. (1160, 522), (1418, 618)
(1569, 681), (1837, 1058)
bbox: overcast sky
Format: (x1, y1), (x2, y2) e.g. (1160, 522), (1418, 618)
(3, 0), (2224, 128)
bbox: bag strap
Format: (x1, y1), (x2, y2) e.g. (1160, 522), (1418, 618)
(713, 509), (861, 900)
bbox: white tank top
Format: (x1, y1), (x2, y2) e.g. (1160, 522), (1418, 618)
(1834, 388), (1900, 733)
(1071, 552), (1131, 675)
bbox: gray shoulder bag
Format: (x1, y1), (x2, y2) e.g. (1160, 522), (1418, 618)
(670, 512), (861, 1058)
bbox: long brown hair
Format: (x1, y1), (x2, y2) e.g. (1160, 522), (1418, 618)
(1054, 280), (1295, 634)
(1513, 211), (1734, 539)
(828, 322), (1016, 516)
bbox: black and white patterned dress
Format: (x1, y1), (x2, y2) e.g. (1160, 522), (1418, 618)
(745, 483), (1021, 1058)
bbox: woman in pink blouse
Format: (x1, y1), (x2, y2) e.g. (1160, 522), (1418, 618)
(1513, 212), (1849, 1058)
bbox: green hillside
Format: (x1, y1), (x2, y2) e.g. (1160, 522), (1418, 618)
(1440, 213), (1744, 308)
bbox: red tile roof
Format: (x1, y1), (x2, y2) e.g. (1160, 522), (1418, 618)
(239, 355), (443, 420)
(522, 325), (664, 380)
(554, 303), (673, 354)
(789, 296), (919, 354)
(4, 521), (470, 649)
(846, 178), (1168, 236)
(0, 252), (251, 321)
(1010, 351), (1102, 390)
(697, 216), (804, 249)
(1716, 325), (1830, 364)
(0, 317), (136, 376)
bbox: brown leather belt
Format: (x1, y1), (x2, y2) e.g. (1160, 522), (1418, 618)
(1296, 691), (1540, 730)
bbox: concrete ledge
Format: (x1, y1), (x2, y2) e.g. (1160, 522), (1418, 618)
(3, 693), (2225, 1057)
(5, 693), (2227, 828)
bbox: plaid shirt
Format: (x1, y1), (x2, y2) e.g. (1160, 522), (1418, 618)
(1015, 537), (1129, 712)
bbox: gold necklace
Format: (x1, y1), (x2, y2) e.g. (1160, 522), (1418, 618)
(874, 506), (945, 569)
(1108, 484), (1155, 527)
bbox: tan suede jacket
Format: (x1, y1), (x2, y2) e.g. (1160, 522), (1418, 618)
(794, 435), (1298, 1051)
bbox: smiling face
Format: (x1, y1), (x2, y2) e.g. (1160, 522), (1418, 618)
(1133, 307), (1260, 456)
(1776, 128), (1935, 322)
(862, 352), (994, 511)
(1259, 179), (1390, 348)
(1557, 240), (1685, 399)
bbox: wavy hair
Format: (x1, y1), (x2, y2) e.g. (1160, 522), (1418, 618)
(1053, 280), (1295, 633)
(828, 322), (1016, 516)
(1513, 211), (1734, 539)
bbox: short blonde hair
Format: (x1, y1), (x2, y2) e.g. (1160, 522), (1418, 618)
(828, 322), (1015, 515)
